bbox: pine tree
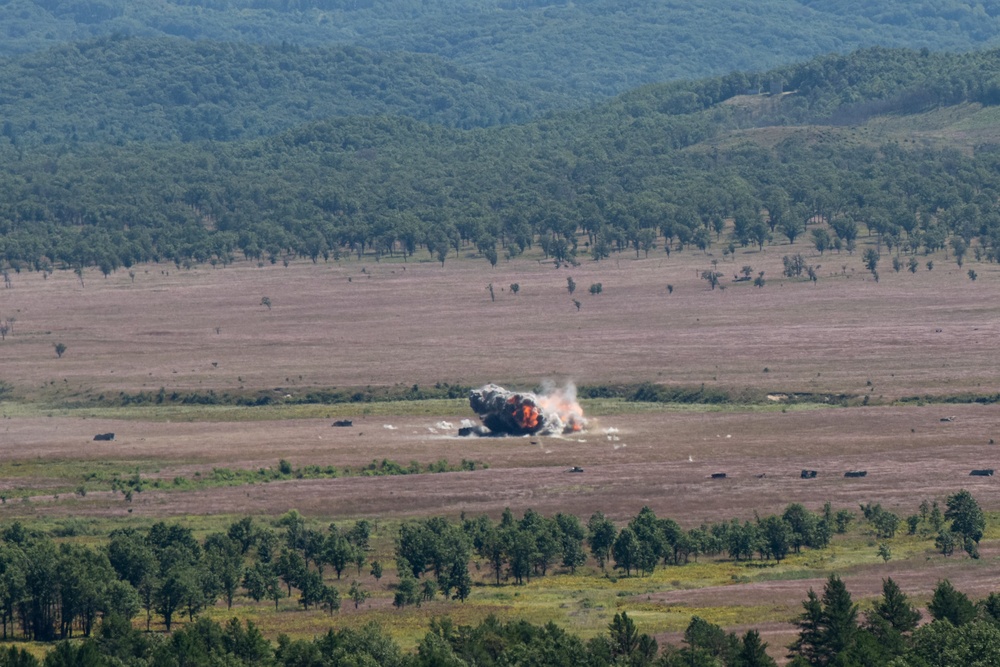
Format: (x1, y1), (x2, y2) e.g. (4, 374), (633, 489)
(738, 629), (778, 667)
(819, 574), (858, 661)
(928, 579), (976, 626)
(789, 589), (824, 665)
(871, 577), (921, 633)
(789, 575), (858, 666)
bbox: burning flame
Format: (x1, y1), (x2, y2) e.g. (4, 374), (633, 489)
(508, 397), (541, 429)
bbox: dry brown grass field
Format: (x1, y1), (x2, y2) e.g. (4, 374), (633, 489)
(1, 233), (998, 656)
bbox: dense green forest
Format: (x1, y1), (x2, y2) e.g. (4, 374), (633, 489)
(0, 37), (575, 144)
(3, 47), (1000, 274)
(3, 1), (1000, 97)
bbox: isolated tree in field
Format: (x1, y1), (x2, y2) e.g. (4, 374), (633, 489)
(0, 324), (7, 341)
(945, 489), (985, 545)
(863, 248), (880, 277)
(349, 581), (370, 609)
(370, 560), (382, 584)
(754, 271), (766, 288)
(260, 296), (271, 311)
(53, 343), (66, 358)
(320, 584), (340, 616)
(968, 269), (977, 281)
(487, 283), (494, 302)
(908, 257), (919, 273)
(509, 283), (519, 295)
(572, 299), (581, 311)
(812, 228), (830, 255)
(566, 276), (576, 294)
(700, 270), (722, 290)
(589, 282), (602, 295)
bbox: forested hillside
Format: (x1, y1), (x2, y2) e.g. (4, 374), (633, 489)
(0, 37), (574, 144)
(3, 47), (1000, 274)
(3, 0), (1000, 98)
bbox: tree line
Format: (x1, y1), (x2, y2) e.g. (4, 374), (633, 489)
(0, 490), (983, 643)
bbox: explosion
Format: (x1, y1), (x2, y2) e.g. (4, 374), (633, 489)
(468, 383), (587, 436)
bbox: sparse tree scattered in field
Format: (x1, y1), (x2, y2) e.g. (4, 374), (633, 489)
(968, 269), (977, 281)
(0, 324), (7, 341)
(700, 270), (722, 290)
(370, 560), (383, 583)
(877, 543), (891, 562)
(509, 283), (520, 295)
(589, 282), (602, 295)
(926, 260), (933, 271)
(812, 228), (830, 255)
(260, 296), (271, 310)
(908, 257), (919, 273)
(741, 265), (753, 279)
(349, 581), (370, 609)
(863, 248), (880, 277)
(892, 256), (902, 272)
(572, 299), (581, 311)
(951, 237), (967, 267)
(754, 271), (766, 288)
(487, 283), (494, 302)
(945, 489), (985, 546)
(53, 342), (66, 358)
(667, 284), (673, 294)
(566, 276), (576, 294)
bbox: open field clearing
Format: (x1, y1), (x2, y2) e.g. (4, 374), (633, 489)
(0, 403), (997, 520)
(0, 236), (997, 401)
